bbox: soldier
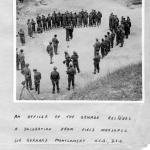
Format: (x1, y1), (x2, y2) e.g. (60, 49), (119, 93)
(63, 51), (72, 70)
(46, 42), (54, 64)
(104, 35), (110, 53)
(107, 32), (112, 50)
(50, 66), (60, 94)
(31, 19), (36, 33)
(36, 14), (42, 27)
(69, 24), (74, 40)
(72, 12), (77, 27)
(93, 38), (101, 56)
(33, 69), (41, 94)
(127, 16), (131, 35)
(110, 30), (115, 48)
(71, 51), (80, 73)
(42, 15), (47, 31)
(65, 25), (70, 41)
(100, 38), (105, 58)
(18, 28), (25, 45)
(37, 25), (43, 34)
(21, 63), (33, 90)
(109, 13), (113, 31)
(52, 34), (59, 55)
(16, 48), (20, 70)
(47, 14), (52, 30)
(97, 11), (102, 26)
(93, 52), (101, 74)
(66, 63), (76, 90)
(27, 19), (33, 37)
(83, 10), (88, 27)
(18, 49), (25, 70)
(120, 28), (125, 47)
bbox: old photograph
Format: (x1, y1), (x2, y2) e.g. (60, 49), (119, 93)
(16, 0), (142, 101)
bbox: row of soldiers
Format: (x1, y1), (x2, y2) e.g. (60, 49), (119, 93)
(26, 9), (102, 35)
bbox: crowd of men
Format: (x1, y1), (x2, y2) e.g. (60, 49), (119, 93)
(17, 11), (132, 98)
(26, 10), (102, 35)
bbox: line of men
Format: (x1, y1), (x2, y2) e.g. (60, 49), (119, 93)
(26, 9), (102, 35)
(92, 14), (131, 75)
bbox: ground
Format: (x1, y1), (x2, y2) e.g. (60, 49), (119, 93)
(16, 0), (142, 100)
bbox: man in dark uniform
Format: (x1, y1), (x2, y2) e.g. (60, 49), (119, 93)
(50, 66), (60, 94)
(97, 11), (102, 26)
(21, 63), (33, 90)
(93, 38), (101, 56)
(63, 51), (72, 70)
(18, 49), (25, 70)
(110, 30), (115, 48)
(16, 48), (20, 70)
(52, 34), (59, 55)
(36, 14), (42, 27)
(69, 24), (74, 40)
(31, 19), (36, 33)
(47, 42), (54, 64)
(104, 35), (110, 53)
(18, 29), (25, 45)
(93, 52), (101, 74)
(100, 38), (105, 58)
(42, 15), (47, 31)
(33, 69), (41, 94)
(66, 63), (76, 90)
(47, 14), (52, 30)
(65, 25), (70, 41)
(127, 16), (131, 35)
(71, 51), (80, 73)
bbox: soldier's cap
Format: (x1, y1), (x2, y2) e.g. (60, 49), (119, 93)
(53, 66), (57, 70)
(25, 63), (29, 67)
(33, 69), (37, 72)
(20, 49), (24, 52)
(105, 35), (107, 37)
(49, 42), (52, 44)
(101, 38), (104, 41)
(96, 38), (98, 41)
(107, 32), (110, 34)
(64, 51), (68, 54)
(73, 51), (77, 54)
(54, 34), (57, 37)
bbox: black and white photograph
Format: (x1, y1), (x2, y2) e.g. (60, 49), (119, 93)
(16, 0), (142, 101)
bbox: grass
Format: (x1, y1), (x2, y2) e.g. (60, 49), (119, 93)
(65, 63), (142, 101)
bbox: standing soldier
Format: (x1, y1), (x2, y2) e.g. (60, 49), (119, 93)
(104, 35), (110, 53)
(16, 48), (20, 70)
(65, 25), (70, 41)
(47, 42), (54, 64)
(33, 69), (41, 94)
(36, 14), (42, 28)
(42, 15), (47, 31)
(120, 28), (125, 47)
(21, 63), (33, 90)
(63, 51), (72, 70)
(100, 38), (105, 58)
(69, 24), (74, 40)
(127, 16), (131, 35)
(71, 51), (80, 73)
(110, 30), (115, 48)
(31, 19), (36, 33)
(52, 34), (59, 55)
(47, 14), (52, 30)
(93, 38), (101, 56)
(97, 11), (102, 26)
(66, 63), (76, 90)
(18, 29), (25, 45)
(50, 66), (60, 94)
(93, 52), (101, 74)
(18, 49), (25, 70)
(27, 19), (33, 37)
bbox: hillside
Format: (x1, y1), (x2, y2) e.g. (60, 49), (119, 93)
(65, 63), (142, 101)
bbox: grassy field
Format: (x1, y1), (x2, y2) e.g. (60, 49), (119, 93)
(66, 63), (142, 101)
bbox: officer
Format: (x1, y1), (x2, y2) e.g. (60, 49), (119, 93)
(46, 42), (54, 64)
(93, 52), (101, 74)
(63, 51), (72, 70)
(21, 63), (33, 90)
(66, 63), (76, 90)
(93, 38), (101, 56)
(33, 69), (41, 94)
(50, 66), (60, 94)
(18, 49), (25, 70)
(18, 29), (25, 45)
(16, 48), (20, 70)
(52, 34), (59, 55)
(71, 51), (80, 73)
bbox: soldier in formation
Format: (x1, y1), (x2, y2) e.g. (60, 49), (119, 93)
(50, 66), (60, 94)
(93, 52), (101, 74)
(33, 69), (41, 94)
(71, 51), (80, 73)
(21, 63), (33, 90)
(47, 42), (54, 64)
(18, 29), (25, 46)
(52, 34), (59, 55)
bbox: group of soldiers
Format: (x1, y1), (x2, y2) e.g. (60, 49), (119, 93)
(92, 14), (132, 75)
(26, 9), (102, 34)
(17, 12), (132, 97)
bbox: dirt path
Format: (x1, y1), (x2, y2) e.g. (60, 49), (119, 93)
(16, 0), (142, 100)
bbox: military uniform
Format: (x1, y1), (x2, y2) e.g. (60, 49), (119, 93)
(18, 29), (25, 45)
(52, 36), (59, 55)
(71, 52), (80, 73)
(33, 70), (41, 94)
(67, 65), (76, 90)
(110, 31), (115, 48)
(16, 50), (19, 70)
(18, 51), (25, 70)
(94, 40), (101, 56)
(50, 68), (60, 93)
(63, 52), (72, 69)
(93, 53), (101, 74)
(47, 43), (54, 64)
(21, 65), (33, 90)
